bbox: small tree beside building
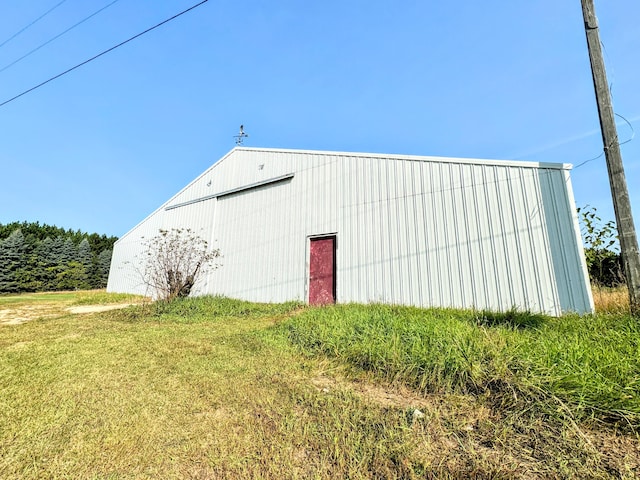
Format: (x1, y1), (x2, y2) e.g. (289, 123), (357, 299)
(578, 206), (624, 287)
(139, 228), (221, 302)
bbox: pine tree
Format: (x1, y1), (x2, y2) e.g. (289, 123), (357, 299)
(78, 239), (93, 267)
(97, 249), (113, 288)
(36, 236), (61, 291)
(0, 222), (118, 292)
(50, 236), (65, 263)
(56, 261), (89, 290)
(0, 229), (26, 293)
(61, 238), (77, 265)
(15, 232), (40, 291)
(37, 237), (55, 266)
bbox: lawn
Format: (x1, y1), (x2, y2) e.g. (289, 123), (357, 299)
(0, 291), (638, 479)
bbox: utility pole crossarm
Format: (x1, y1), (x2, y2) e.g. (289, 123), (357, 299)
(580, 0), (640, 315)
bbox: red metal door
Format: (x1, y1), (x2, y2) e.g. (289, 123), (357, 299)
(309, 237), (335, 305)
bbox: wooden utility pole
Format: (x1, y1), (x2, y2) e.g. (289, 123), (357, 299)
(581, 0), (640, 315)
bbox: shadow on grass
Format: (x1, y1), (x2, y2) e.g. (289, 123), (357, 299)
(474, 309), (546, 330)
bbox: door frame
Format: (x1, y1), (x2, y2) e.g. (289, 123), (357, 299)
(306, 233), (337, 304)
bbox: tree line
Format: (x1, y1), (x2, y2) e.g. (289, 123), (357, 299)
(0, 221), (118, 294)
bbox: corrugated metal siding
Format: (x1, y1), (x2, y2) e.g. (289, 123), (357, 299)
(538, 168), (594, 313)
(108, 147), (593, 315)
(106, 210), (164, 296)
(209, 179), (302, 302)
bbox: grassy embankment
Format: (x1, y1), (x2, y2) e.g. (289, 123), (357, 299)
(0, 289), (638, 479)
(283, 302), (639, 427)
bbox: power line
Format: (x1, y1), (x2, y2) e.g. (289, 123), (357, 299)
(0, 0), (69, 50)
(573, 151), (603, 170)
(0, 0), (209, 109)
(0, 0), (122, 75)
(573, 113), (635, 170)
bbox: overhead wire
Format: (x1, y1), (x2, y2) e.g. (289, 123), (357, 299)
(572, 113), (635, 171)
(572, 151), (603, 170)
(0, 0), (69, 50)
(614, 112), (635, 147)
(0, 0), (209, 109)
(0, 0), (122, 75)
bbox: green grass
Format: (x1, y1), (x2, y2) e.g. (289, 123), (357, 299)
(1, 293), (638, 479)
(70, 290), (146, 305)
(279, 304), (640, 429)
(0, 290), (144, 308)
(0, 291), (79, 304)
(1, 297), (422, 479)
(138, 294), (301, 322)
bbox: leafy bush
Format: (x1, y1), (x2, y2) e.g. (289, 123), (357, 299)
(577, 205), (624, 287)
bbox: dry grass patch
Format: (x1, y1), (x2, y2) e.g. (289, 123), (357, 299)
(307, 366), (640, 479)
(0, 290), (146, 325)
(0, 292), (76, 325)
(592, 285), (631, 314)
(0, 303), (64, 325)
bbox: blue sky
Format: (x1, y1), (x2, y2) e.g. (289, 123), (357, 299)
(0, 0), (638, 239)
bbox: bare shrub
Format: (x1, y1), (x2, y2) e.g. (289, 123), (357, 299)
(140, 229), (221, 301)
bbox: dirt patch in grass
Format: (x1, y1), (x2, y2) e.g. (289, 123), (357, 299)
(312, 373), (437, 410)
(588, 430), (640, 478)
(0, 303), (66, 325)
(310, 372), (640, 479)
(0, 302), (139, 325)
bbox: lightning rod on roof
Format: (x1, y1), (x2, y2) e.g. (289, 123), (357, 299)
(234, 124), (249, 145)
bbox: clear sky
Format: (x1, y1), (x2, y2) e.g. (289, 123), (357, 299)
(0, 0), (638, 239)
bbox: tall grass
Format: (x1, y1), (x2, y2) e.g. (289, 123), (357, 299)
(71, 290), (145, 305)
(592, 285), (631, 315)
(118, 295), (302, 323)
(279, 304), (640, 429)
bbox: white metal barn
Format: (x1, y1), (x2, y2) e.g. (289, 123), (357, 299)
(107, 147), (594, 315)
